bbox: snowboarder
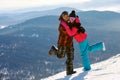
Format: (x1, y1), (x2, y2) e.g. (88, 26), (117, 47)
(61, 10), (106, 71)
(49, 11), (76, 75)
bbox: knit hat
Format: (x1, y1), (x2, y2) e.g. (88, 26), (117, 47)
(69, 10), (76, 17)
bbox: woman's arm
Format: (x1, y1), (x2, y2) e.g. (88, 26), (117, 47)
(61, 21), (77, 36)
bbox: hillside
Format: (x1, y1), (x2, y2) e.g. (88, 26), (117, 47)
(0, 9), (120, 35)
(0, 7), (120, 79)
(42, 54), (120, 80)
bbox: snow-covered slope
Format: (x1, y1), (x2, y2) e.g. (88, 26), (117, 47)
(42, 54), (120, 80)
(0, 25), (7, 29)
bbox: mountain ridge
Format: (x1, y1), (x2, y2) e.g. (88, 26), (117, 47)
(0, 8), (120, 35)
(0, 7), (120, 25)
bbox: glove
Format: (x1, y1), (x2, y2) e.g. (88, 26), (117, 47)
(79, 26), (85, 33)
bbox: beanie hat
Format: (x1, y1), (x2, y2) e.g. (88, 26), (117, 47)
(69, 10), (76, 17)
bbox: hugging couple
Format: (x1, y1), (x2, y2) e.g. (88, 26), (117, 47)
(49, 10), (106, 75)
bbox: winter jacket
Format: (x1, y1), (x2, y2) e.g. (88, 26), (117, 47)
(57, 21), (73, 47)
(75, 17), (80, 23)
(61, 21), (87, 43)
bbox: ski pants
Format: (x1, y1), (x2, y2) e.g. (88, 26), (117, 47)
(78, 38), (103, 70)
(56, 46), (74, 73)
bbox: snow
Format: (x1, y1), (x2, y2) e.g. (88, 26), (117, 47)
(0, 25), (7, 29)
(0, 52), (4, 57)
(42, 54), (120, 80)
(31, 33), (39, 38)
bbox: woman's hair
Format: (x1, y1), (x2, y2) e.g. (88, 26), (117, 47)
(69, 19), (82, 33)
(59, 11), (68, 21)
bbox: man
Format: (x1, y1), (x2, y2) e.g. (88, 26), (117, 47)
(49, 11), (76, 75)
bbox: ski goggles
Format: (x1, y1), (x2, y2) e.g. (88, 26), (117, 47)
(70, 17), (76, 21)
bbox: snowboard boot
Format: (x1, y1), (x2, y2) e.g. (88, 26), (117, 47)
(83, 68), (91, 71)
(102, 42), (106, 51)
(48, 45), (57, 56)
(66, 66), (76, 75)
(67, 71), (76, 75)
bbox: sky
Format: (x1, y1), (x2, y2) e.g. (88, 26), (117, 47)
(0, 0), (120, 12)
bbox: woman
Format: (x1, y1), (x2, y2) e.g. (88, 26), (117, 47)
(49, 11), (76, 75)
(61, 11), (106, 71)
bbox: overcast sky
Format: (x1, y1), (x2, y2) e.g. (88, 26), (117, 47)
(0, 0), (120, 12)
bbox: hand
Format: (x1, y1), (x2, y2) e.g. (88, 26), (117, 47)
(80, 26), (85, 33)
